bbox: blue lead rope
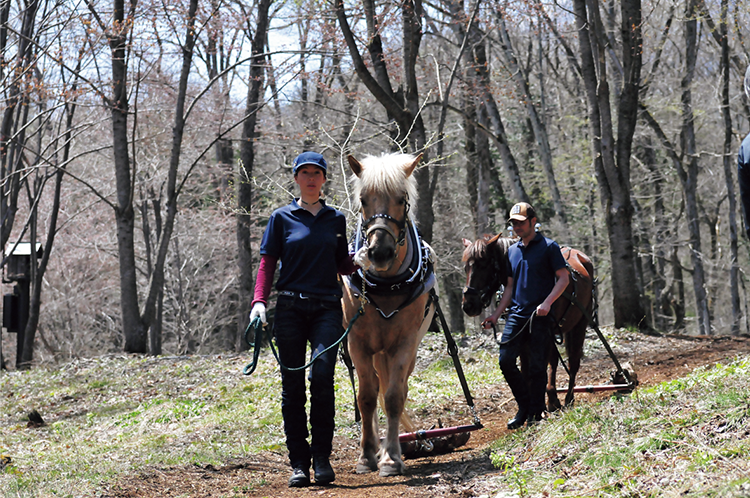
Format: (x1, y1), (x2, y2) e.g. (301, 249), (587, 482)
(242, 307), (364, 375)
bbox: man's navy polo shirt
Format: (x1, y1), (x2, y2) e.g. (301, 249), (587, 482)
(260, 199), (348, 297)
(506, 233), (567, 318)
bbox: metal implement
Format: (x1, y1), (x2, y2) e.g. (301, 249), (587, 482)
(556, 384), (632, 393)
(399, 423), (483, 442)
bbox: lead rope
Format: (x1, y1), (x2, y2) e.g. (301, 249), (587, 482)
(242, 299), (365, 375)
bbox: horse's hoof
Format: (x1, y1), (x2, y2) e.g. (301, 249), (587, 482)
(356, 460), (378, 474)
(378, 463), (404, 477)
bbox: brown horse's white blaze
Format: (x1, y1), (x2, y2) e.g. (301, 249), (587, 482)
(461, 235), (594, 410)
(343, 153), (435, 477)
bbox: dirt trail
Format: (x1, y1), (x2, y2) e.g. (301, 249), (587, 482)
(107, 333), (750, 498)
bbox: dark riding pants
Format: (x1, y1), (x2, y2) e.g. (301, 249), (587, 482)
(273, 294), (343, 470)
(498, 313), (553, 417)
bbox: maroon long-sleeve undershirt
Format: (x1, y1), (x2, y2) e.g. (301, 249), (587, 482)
(251, 253), (358, 307)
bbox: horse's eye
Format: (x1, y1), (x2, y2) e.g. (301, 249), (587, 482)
(398, 197), (406, 205)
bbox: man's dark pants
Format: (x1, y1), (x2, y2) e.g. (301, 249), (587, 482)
(498, 313), (553, 417)
(273, 294), (342, 470)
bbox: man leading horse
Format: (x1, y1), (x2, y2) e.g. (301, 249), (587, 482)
(481, 202), (569, 430)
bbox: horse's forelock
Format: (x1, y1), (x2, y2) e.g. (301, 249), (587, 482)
(462, 235), (515, 263)
(351, 153), (419, 210)
(462, 238), (487, 263)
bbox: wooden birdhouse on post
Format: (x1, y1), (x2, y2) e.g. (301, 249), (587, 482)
(2, 242), (43, 369)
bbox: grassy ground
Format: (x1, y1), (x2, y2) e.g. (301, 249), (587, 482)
(0, 335), (497, 497)
(2, 330), (750, 497)
(486, 357), (750, 497)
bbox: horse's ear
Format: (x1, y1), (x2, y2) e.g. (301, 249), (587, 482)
(488, 233), (502, 245)
(404, 153), (423, 177)
(462, 237), (472, 248)
(348, 155), (363, 177)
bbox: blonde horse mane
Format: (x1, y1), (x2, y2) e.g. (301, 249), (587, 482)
(350, 153), (419, 214)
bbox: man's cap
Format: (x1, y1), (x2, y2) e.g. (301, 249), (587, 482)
(293, 151), (328, 175)
(508, 202), (536, 222)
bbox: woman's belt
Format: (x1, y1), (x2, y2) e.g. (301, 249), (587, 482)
(278, 290), (341, 302)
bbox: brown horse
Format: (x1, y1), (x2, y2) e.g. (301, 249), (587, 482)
(342, 153), (436, 476)
(461, 234), (594, 410)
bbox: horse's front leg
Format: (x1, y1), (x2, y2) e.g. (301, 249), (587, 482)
(353, 352), (380, 474)
(375, 351), (413, 476)
(546, 341), (563, 412)
(564, 323), (586, 406)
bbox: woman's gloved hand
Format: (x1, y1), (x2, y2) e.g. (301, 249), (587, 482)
(249, 302), (267, 325)
(354, 246), (371, 270)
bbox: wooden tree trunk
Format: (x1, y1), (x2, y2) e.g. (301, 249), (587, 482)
(236, 0), (272, 351)
(671, 246), (686, 330)
(637, 137), (670, 331)
(18, 68), (80, 367)
(497, 10), (567, 227)
(104, 0), (146, 353)
(573, 0), (646, 329)
(720, 0), (741, 335)
(680, 0), (711, 335)
(444, 0), (527, 224)
(463, 103), (494, 236)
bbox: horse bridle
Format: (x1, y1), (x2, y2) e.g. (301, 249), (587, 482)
(463, 252), (503, 309)
(360, 197), (410, 246)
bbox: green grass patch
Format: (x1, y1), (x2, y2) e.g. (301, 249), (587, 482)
(0, 341), (500, 497)
(487, 355), (750, 497)
(4, 335), (750, 498)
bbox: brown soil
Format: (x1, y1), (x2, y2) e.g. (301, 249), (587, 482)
(105, 332), (750, 498)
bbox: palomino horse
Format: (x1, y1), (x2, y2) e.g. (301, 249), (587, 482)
(342, 153), (436, 476)
(461, 234), (594, 410)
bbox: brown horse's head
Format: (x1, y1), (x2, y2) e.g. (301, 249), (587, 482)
(349, 153), (421, 273)
(461, 234), (512, 316)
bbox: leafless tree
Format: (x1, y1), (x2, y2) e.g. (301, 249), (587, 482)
(572, 0), (646, 329)
(236, 0), (272, 351)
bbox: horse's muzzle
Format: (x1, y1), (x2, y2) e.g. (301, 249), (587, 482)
(367, 228), (397, 271)
(461, 289), (483, 317)
(461, 300), (483, 317)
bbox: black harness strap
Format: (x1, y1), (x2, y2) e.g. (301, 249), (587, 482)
(430, 289), (482, 427)
(561, 285), (635, 389)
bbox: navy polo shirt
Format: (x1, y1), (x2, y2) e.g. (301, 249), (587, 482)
(738, 133), (750, 239)
(506, 233), (567, 318)
(260, 199), (348, 297)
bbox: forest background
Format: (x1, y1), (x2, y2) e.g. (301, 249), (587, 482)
(1, 0), (749, 369)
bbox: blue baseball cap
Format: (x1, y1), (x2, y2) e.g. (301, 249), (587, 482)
(292, 151), (328, 175)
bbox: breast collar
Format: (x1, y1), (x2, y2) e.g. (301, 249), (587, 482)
(345, 218), (436, 319)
